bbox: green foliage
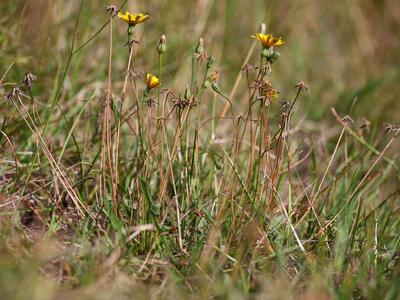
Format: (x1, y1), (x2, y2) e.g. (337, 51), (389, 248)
(0, 0), (399, 299)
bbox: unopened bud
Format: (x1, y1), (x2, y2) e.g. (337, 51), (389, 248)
(261, 47), (273, 58)
(207, 56), (215, 69)
(195, 37), (204, 54)
(268, 51), (280, 63)
(157, 34), (167, 54)
(184, 85), (192, 99)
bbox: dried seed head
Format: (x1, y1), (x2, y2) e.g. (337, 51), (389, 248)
(295, 81), (309, 92)
(5, 87), (23, 101)
(105, 5), (117, 16)
(259, 80), (279, 100)
(22, 72), (37, 89)
(342, 115), (355, 125)
(384, 123), (400, 136)
(359, 118), (371, 132)
(384, 123), (394, 133)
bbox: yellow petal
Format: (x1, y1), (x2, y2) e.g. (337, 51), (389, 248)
(117, 11), (130, 23)
(118, 11), (149, 26)
(252, 32), (285, 48)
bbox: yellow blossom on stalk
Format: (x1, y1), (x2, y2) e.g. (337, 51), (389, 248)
(251, 33), (285, 49)
(117, 11), (149, 26)
(145, 73), (160, 90)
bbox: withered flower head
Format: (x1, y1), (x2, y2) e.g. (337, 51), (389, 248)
(359, 118), (371, 132)
(5, 87), (23, 101)
(342, 115), (355, 125)
(22, 72), (37, 89)
(384, 123), (400, 136)
(194, 37), (208, 62)
(295, 81), (309, 92)
(207, 70), (219, 82)
(105, 5), (117, 16)
(259, 80), (279, 99)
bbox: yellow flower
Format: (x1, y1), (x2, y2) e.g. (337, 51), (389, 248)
(117, 11), (149, 26)
(251, 33), (285, 49)
(145, 73), (160, 90)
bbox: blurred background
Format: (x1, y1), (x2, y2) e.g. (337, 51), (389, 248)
(1, 0), (399, 123)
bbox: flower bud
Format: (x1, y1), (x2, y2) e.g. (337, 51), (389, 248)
(261, 47), (273, 58)
(207, 56), (215, 69)
(184, 85), (192, 100)
(268, 51), (280, 63)
(157, 34), (167, 54)
(195, 37), (204, 54)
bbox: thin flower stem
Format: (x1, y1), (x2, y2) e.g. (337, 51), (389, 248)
(103, 12), (119, 216)
(114, 33), (136, 197)
(191, 66), (210, 189)
(157, 54), (163, 119)
(157, 53), (164, 165)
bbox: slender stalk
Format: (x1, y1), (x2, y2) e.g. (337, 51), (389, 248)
(102, 11), (119, 216)
(114, 30), (136, 199)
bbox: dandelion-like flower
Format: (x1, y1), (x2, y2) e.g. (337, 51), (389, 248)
(145, 73), (160, 91)
(117, 11), (149, 26)
(251, 33), (285, 49)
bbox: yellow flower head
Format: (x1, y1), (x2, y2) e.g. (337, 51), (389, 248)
(251, 33), (285, 49)
(117, 11), (149, 26)
(145, 73), (160, 90)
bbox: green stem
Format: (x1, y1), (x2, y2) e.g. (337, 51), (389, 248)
(192, 66), (210, 179)
(157, 54), (163, 119)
